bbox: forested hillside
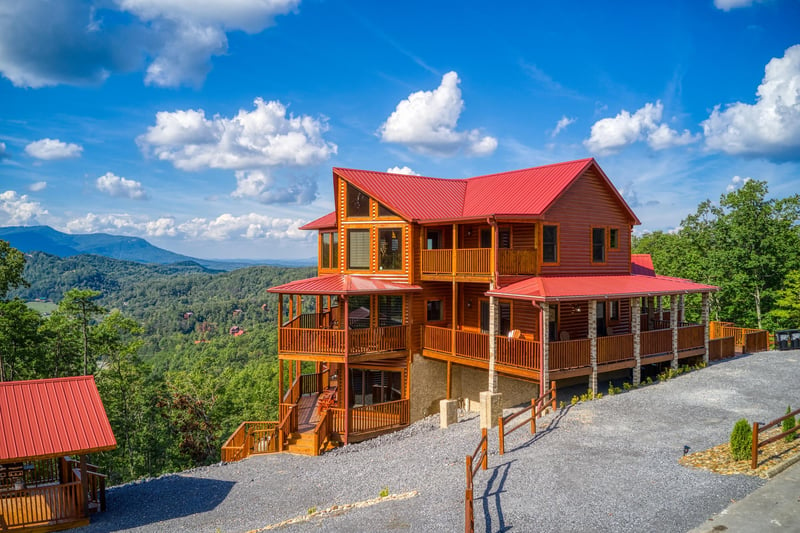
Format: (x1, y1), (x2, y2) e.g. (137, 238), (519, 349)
(3, 248), (315, 484)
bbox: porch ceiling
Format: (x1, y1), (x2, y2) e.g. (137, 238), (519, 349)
(486, 274), (717, 303)
(268, 274), (422, 296)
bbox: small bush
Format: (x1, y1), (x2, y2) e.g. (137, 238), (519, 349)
(783, 406), (797, 443)
(571, 395), (579, 405)
(307, 506), (317, 515)
(559, 401), (566, 409)
(730, 418), (752, 461)
(623, 382), (633, 391)
(379, 487), (389, 498)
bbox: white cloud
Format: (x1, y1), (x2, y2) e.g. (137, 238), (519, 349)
(379, 71), (497, 157)
(24, 138), (83, 160)
(231, 170), (317, 204)
(551, 116), (576, 138)
(726, 175), (752, 192)
(65, 212), (177, 237)
(386, 166), (420, 175)
(0, 190), (48, 224)
(0, 142), (8, 159)
(0, 0), (299, 89)
(714, 0), (761, 10)
(144, 217), (177, 237)
(29, 181), (47, 192)
(96, 172), (148, 199)
(585, 101), (699, 154)
(138, 98), (336, 171)
(702, 44), (800, 161)
(178, 213), (309, 241)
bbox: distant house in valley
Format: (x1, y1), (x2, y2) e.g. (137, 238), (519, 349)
(229, 158), (717, 456)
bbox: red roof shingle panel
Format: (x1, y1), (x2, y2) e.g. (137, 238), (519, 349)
(300, 211), (337, 230)
(0, 376), (117, 463)
(268, 274), (422, 295)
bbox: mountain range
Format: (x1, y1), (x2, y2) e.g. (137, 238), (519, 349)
(0, 225), (315, 270)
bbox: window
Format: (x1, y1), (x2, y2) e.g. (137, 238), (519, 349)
(609, 300), (620, 323)
(378, 228), (402, 270)
(480, 228), (491, 248)
(548, 304), (559, 340)
(426, 229), (442, 250)
(378, 203), (398, 217)
(543, 225), (558, 263)
(609, 228), (619, 250)
(479, 301), (511, 335)
(347, 184), (370, 217)
(348, 295), (370, 329)
(321, 231), (338, 269)
(592, 227), (605, 263)
(426, 300), (443, 321)
(378, 295), (403, 326)
(348, 229), (370, 270)
(499, 228), (511, 249)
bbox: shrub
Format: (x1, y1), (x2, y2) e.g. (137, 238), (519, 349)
(379, 487), (389, 498)
(571, 395), (579, 405)
(783, 406), (796, 443)
(730, 418), (752, 461)
(623, 382), (633, 391)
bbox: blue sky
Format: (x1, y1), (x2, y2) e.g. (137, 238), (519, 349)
(1, 0), (799, 260)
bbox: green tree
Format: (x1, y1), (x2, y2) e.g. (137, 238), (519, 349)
(0, 240), (27, 299)
(60, 288), (105, 375)
(770, 270), (800, 328)
(0, 299), (43, 381)
(38, 310), (83, 378)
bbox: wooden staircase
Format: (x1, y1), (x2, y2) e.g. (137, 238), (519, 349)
(285, 432), (317, 455)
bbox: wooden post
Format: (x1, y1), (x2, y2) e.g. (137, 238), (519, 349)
(670, 295), (679, 370)
(751, 422), (760, 469)
(452, 281), (458, 357)
(481, 428), (488, 470)
(488, 283), (498, 393)
(531, 398), (537, 434)
(80, 454), (89, 518)
(446, 361), (452, 400)
(465, 454), (474, 533)
(498, 416), (505, 455)
(589, 300), (598, 394)
(550, 381), (557, 411)
(343, 295), (350, 445)
(278, 359), (284, 401)
(541, 302), (550, 398)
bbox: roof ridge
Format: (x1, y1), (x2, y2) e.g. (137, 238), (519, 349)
(333, 167), (467, 184)
(464, 158), (594, 182)
(0, 375), (93, 387)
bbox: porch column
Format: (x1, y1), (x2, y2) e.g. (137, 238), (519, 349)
(541, 302), (550, 395)
(480, 283), (502, 429)
(702, 292), (710, 364)
(278, 359), (284, 400)
(80, 454), (89, 517)
(446, 361), (452, 399)
(670, 295), (679, 369)
(657, 296), (663, 321)
(451, 281), (457, 357)
(343, 295), (350, 445)
(278, 293), (284, 326)
(631, 297), (642, 386)
(589, 300), (598, 394)
(647, 296), (655, 330)
(679, 294), (686, 324)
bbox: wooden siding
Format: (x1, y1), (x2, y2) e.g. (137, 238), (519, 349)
(512, 300), (539, 339)
(558, 301), (589, 340)
(540, 167), (633, 275)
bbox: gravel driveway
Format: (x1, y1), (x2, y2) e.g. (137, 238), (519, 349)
(80, 349), (800, 533)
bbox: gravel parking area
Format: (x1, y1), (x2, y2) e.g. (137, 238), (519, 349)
(81, 349), (800, 533)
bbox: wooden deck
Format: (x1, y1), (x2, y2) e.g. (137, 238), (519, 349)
(420, 248), (537, 278)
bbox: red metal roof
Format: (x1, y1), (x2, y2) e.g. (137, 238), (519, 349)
(486, 274), (717, 302)
(631, 254), (656, 276)
(268, 274), (423, 295)
(332, 158), (640, 224)
(0, 376), (116, 463)
(300, 211), (337, 230)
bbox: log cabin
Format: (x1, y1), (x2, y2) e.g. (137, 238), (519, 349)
(226, 158), (716, 457)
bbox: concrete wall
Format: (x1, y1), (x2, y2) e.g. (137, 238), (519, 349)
(408, 353), (447, 422)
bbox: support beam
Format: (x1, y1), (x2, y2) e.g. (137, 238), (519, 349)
(657, 295), (663, 321)
(488, 283), (498, 394)
(679, 294), (686, 324)
(541, 302), (550, 395)
(631, 297), (642, 385)
(278, 359), (284, 400)
(446, 360), (452, 399)
(589, 300), (598, 394)
(702, 292), (710, 364)
(671, 295), (679, 369)
(80, 454), (89, 518)
(647, 296), (654, 331)
(343, 295), (350, 445)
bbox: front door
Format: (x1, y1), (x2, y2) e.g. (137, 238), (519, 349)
(596, 302), (607, 337)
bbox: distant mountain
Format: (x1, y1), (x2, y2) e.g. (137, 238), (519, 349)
(0, 225), (315, 270)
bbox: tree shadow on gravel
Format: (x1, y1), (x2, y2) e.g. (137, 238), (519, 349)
(505, 404), (572, 455)
(78, 476), (235, 532)
(480, 459), (515, 533)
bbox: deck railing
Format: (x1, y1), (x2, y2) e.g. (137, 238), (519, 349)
(66, 460), (107, 513)
(421, 249), (452, 274)
(350, 399), (409, 434)
(312, 410), (332, 456)
(597, 334), (634, 364)
(350, 325), (407, 353)
(496, 335), (541, 370)
(678, 325), (704, 351)
(0, 480), (84, 530)
(549, 339), (591, 370)
(456, 249), (491, 275)
(278, 328), (345, 355)
(640, 329), (672, 356)
(421, 248), (537, 276)
(424, 325), (453, 353)
(744, 330), (769, 353)
(221, 421), (280, 462)
(454, 330), (490, 362)
(709, 336), (736, 361)
(497, 248), (537, 275)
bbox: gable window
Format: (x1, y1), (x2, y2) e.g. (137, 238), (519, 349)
(348, 229), (370, 270)
(347, 184), (370, 217)
(378, 203), (399, 217)
(543, 225), (558, 263)
(378, 228), (403, 270)
(426, 300), (443, 321)
(592, 227), (605, 263)
(321, 231), (338, 269)
(609, 228), (619, 250)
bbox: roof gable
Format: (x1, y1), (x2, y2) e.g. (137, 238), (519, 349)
(300, 211), (337, 230)
(0, 376), (116, 463)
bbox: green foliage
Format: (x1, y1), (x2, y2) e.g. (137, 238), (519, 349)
(607, 382), (622, 395)
(623, 382), (633, 391)
(307, 506), (317, 515)
(771, 271), (800, 328)
(0, 240), (27, 299)
(570, 395), (579, 405)
(379, 487), (389, 498)
(730, 419), (752, 461)
(783, 406), (796, 443)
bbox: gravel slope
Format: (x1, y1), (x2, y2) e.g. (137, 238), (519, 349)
(80, 349), (799, 533)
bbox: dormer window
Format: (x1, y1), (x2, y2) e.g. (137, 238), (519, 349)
(347, 184), (370, 217)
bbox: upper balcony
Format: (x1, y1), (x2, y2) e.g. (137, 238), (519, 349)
(421, 247), (537, 280)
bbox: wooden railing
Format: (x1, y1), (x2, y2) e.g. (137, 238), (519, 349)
(497, 248), (537, 275)
(0, 480), (84, 530)
(752, 407), (800, 469)
(350, 399), (409, 434)
(421, 249), (452, 274)
(498, 382), (557, 455)
(709, 336), (736, 361)
(454, 330), (489, 362)
(329, 407), (346, 434)
(312, 410), (332, 456)
(279, 328), (345, 355)
(652, 319), (671, 330)
(464, 428), (488, 533)
(597, 334), (634, 364)
(424, 326), (540, 371)
(496, 335), (541, 370)
(220, 421), (280, 462)
(424, 325), (453, 353)
(350, 325), (407, 354)
(549, 339), (591, 370)
(300, 372), (324, 396)
(678, 325), (705, 351)
(67, 460), (107, 513)
(640, 329), (672, 356)
(745, 330), (769, 353)
(456, 248), (491, 275)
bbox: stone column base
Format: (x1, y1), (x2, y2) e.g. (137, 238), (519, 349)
(440, 399), (458, 428)
(479, 391), (503, 429)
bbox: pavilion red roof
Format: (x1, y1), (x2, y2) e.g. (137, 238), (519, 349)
(486, 274), (717, 302)
(631, 254), (656, 276)
(300, 211), (336, 230)
(0, 376), (116, 463)
(333, 158), (640, 224)
(268, 274), (422, 295)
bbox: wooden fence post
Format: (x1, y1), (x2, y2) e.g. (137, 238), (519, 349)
(531, 398), (537, 434)
(481, 428), (488, 470)
(751, 422), (759, 470)
(550, 381), (557, 411)
(465, 455), (474, 533)
(498, 416), (505, 455)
